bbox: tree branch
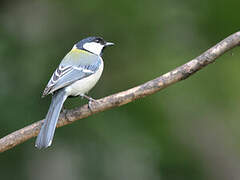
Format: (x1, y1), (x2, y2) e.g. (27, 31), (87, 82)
(1, 32), (240, 153)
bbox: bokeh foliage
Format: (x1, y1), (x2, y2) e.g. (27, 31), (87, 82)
(1, 0), (240, 179)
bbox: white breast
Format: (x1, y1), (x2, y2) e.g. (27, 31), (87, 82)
(65, 60), (104, 96)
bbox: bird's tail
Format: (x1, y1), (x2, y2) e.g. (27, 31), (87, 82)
(35, 89), (67, 149)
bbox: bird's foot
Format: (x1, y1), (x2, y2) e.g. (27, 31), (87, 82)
(88, 99), (98, 111)
(80, 94), (97, 111)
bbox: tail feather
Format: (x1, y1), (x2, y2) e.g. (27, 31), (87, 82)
(35, 90), (67, 149)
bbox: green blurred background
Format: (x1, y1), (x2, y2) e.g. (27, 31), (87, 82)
(1, 0), (240, 179)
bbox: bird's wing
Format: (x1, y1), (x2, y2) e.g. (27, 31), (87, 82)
(42, 50), (101, 97)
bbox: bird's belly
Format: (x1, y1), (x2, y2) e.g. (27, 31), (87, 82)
(65, 63), (103, 96)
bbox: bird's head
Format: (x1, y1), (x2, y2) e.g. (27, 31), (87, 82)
(74, 36), (114, 56)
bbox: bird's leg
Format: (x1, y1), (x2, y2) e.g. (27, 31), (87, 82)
(80, 94), (96, 101)
(80, 94), (97, 111)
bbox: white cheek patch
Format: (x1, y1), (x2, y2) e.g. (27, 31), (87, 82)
(83, 42), (104, 55)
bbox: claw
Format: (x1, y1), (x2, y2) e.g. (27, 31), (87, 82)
(80, 94), (97, 111)
(88, 101), (94, 111)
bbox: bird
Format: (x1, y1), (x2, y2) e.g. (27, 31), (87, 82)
(35, 36), (114, 149)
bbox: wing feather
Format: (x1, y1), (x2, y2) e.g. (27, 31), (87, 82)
(42, 54), (101, 97)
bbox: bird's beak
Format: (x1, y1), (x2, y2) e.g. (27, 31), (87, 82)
(105, 42), (114, 46)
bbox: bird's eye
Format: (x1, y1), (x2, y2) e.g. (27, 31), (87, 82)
(95, 39), (100, 43)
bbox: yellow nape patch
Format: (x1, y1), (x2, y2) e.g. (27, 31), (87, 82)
(71, 48), (88, 53)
